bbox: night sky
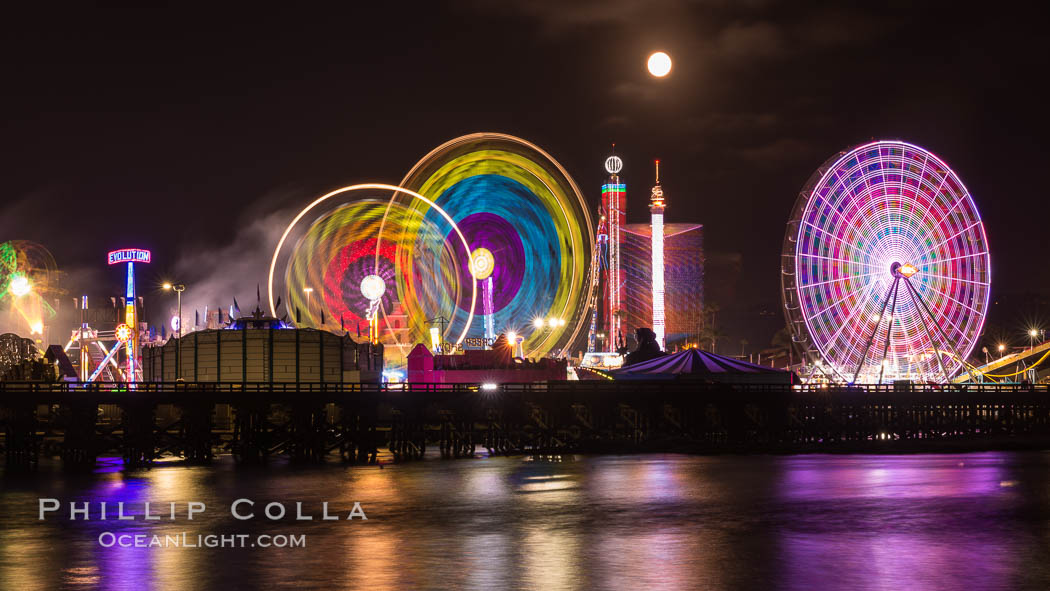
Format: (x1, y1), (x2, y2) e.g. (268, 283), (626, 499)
(3, 1), (1047, 351)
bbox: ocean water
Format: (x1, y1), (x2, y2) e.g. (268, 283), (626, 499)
(3, 452), (1050, 590)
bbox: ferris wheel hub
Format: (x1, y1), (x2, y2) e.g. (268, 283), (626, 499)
(891, 262), (919, 278)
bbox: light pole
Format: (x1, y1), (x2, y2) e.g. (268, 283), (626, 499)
(1029, 329), (1038, 351)
(998, 343), (1006, 359)
(164, 283), (185, 380)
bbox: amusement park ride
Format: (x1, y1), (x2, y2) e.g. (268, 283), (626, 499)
(588, 152), (624, 354)
(0, 136), (1024, 386)
(273, 134), (593, 366)
(649, 160), (667, 352)
(782, 141), (992, 384)
(64, 248), (150, 383)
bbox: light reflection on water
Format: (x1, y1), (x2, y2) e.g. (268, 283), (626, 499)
(2, 452), (1050, 590)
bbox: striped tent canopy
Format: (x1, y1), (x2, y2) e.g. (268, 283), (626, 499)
(612, 348), (796, 384)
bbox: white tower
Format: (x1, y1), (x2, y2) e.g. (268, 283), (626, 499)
(649, 160), (666, 351)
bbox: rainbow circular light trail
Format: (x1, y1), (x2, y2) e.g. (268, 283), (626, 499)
(394, 133), (594, 358)
(781, 140), (990, 383)
(269, 185), (476, 358)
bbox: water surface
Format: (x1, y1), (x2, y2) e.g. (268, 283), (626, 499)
(3, 452), (1050, 590)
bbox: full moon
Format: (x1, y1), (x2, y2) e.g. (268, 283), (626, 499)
(647, 51), (672, 77)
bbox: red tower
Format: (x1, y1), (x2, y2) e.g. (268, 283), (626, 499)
(601, 152), (625, 351)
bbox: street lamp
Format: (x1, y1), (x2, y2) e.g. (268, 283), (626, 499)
(164, 283), (186, 381)
(1029, 328), (1039, 351)
(998, 343), (1006, 358)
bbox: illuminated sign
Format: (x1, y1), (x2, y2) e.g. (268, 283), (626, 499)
(440, 342), (465, 354)
(108, 249), (151, 265)
(604, 155), (623, 175)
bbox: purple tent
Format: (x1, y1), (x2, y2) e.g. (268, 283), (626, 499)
(612, 348), (795, 384)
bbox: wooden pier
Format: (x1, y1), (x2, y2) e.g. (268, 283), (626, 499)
(2, 382), (1050, 469)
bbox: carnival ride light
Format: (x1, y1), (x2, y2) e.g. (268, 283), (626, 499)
(394, 133), (593, 362)
(470, 248), (495, 281)
(360, 275), (386, 301)
(276, 134), (593, 366)
(8, 274), (30, 297)
(115, 323), (133, 343)
(272, 184), (476, 359)
(781, 140), (990, 383)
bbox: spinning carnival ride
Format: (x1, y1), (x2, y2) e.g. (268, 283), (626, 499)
(0, 240), (59, 339)
(782, 141), (990, 383)
(272, 134), (594, 364)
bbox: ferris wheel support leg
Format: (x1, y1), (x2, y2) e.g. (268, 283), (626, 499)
(852, 277), (899, 384)
(904, 278), (951, 384)
(877, 278), (902, 384)
(903, 278), (979, 384)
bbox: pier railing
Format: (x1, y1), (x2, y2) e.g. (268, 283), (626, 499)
(2, 380), (1050, 468)
(1, 380), (1047, 396)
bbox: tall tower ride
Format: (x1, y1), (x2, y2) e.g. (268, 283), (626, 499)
(649, 160), (666, 350)
(601, 151), (625, 351)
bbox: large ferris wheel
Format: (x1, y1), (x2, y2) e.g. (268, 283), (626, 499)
(782, 140), (991, 383)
